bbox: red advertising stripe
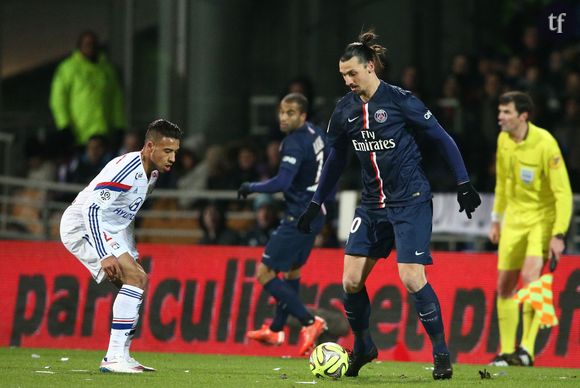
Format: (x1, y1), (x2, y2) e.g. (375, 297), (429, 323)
(0, 241), (578, 367)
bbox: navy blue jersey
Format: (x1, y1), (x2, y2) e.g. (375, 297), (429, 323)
(249, 122), (330, 217)
(326, 81), (467, 208)
(279, 123), (327, 217)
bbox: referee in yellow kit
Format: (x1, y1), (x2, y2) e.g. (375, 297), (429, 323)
(488, 91), (572, 366)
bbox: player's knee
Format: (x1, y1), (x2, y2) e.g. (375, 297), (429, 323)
(520, 269), (539, 287)
(256, 264), (276, 285)
(283, 267), (301, 280)
(398, 272), (425, 293)
(125, 270), (148, 289)
(397, 264), (427, 293)
(343, 277), (364, 293)
(496, 276), (517, 298)
(496, 282), (514, 298)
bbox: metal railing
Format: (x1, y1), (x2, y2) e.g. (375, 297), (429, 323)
(0, 175), (578, 253)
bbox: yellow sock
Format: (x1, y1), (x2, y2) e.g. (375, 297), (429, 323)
(520, 302), (540, 358)
(497, 297), (519, 354)
(521, 302), (533, 352)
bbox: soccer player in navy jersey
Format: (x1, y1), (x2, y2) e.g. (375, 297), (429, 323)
(297, 30), (481, 379)
(238, 93), (329, 355)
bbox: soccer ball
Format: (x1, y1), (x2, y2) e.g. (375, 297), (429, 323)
(309, 342), (349, 378)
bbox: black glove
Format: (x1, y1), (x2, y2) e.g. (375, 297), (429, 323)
(457, 181), (481, 219)
(237, 182), (252, 200)
(297, 202), (321, 233)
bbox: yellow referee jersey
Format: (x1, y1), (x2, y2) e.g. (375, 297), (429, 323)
(492, 122), (572, 235)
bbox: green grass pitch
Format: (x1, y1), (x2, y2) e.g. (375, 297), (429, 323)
(0, 347), (577, 387)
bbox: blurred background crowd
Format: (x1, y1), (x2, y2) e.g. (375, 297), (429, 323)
(1, 0), (579, 247)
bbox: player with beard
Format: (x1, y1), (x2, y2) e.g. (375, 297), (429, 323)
(60, 119), (181, 373)
(297, 30), (481, 379)
(239, 93), (329, 356)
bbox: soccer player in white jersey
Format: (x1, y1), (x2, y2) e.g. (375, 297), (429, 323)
(60, 119), (181, 373)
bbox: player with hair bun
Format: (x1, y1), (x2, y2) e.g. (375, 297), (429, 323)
(298, 29), (481, 380)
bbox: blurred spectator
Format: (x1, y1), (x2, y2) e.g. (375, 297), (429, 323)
(258, 140), (281, 180)
(188, 144), (231, 190)
(50, 30), (126, 146)
(521, 66), (548, 124)
(435, 75), (463, 138)
(399, 65), (424, 98)
(232, 145), (260, 188)
(476, 57), (493, 85)
(284, 76), (319, 125)
(117, 131), (142, 155)
(449, 53), (476, 102)
(198, 202), (240, 245)
(546, 51), (565, 118)
(547, 51), (565, 90)
(269, 76), (321, 140)
(243, 194), (280, 246)
(504, 56), (524, 90)
(65, 135), (111, 184)
(519, 26), (544, 70)
(553, 97), (580, 191)
(24, 138), (56, 182)
(176, 148), (200, 208)
(564, 71), (580, 100)
(480, 73), (504, 147)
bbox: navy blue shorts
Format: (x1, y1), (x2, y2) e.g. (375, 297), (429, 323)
(263, 213), (325, 272)
(344, 200), (433, 264)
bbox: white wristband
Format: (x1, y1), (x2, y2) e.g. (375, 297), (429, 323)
(491, 212), (503, 223)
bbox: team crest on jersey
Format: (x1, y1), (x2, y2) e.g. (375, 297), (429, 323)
(520, 167), (535, 184)
(374, 109), (388, 123)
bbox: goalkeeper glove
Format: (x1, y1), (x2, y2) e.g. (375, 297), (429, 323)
(457, 181), (481, 219)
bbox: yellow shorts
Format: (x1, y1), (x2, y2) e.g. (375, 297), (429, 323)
(498, 222), (551, 270)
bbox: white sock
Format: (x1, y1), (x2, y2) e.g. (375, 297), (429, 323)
(105, 285), (143, 360)
(124, 313), (139, 361)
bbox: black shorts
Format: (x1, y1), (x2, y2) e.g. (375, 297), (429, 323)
(344, 200), (433, 264)
(262, 213), (325, 272)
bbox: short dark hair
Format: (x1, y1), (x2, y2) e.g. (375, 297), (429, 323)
(145, 119), (183, 142)
(281, 93), (309, 115)
(499, 91), (534, 117)
(340, 29), (387, 74)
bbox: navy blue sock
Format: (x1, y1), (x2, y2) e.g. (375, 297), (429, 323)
(264, 278), (313, 326)
(344, 287), (374, 354)
(411, 283), (448, 355)
(270, 278), (300, 332)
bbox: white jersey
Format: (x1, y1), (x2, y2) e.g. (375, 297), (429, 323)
(64, 151), (158, 260)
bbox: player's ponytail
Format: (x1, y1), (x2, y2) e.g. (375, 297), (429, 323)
(341, 28), (387, 74)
